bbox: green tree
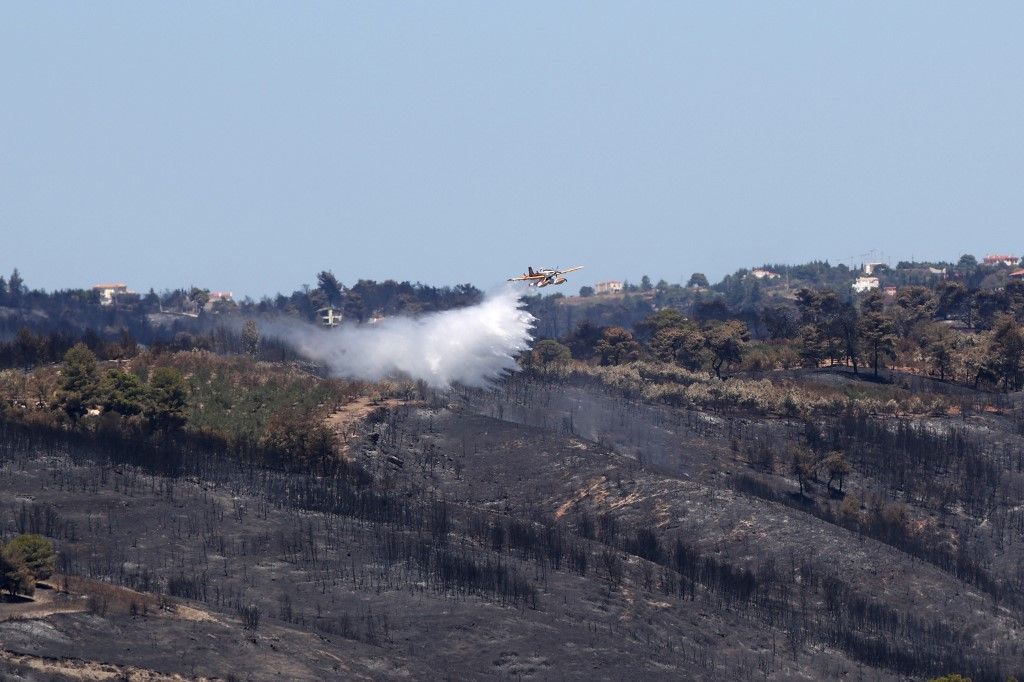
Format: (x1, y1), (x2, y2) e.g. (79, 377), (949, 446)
(316, 270), (343, 305)
(858, 291), (896, 378)
(936, 281), (971, 326)
(640, 275), (653, 292)
(8, 268), (24, 303)
(986, 315), (1024, 391)
(958, 338), (995, 389)
(971, 288), (1005, 330)
(635, 308), (687, 341)
(146, 367), (188, 431)
(565, 321), (604, 359)
(797, 288), (860, 371)
(1006, 280), (1024, 322)
(595, 327), (641, 366)
(343, 291), (365, 322)
(704, 320), (749, 379)
(797, 324), (827, 368)
(925, 324), (957, 381)
(58, 344), (99, 422)
(651, 325), (706, 371)
(6, 534), (55, 581)
(529, 339), (572, 367)
(14, 328), (44, 366)
(893, 286), (937, 340)
(578, 285), (594, 297)
(0, 546), (34, 597)
(189, 287), (210, 311)
(98, 369), (147, 416)
(687, 273), (709, 288)
(956, 254), (977, 271)
(762, 305), (799, 340)
(242, 320), (260, 357)
(836, 300), (861, 375)
(116, 328), (139, 359)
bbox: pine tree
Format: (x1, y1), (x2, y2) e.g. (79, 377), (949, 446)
(858, 291), (895, 377)
(146, 367), (188, 431)
(58, 344), (99, 421)
(242, 320), (260, 357)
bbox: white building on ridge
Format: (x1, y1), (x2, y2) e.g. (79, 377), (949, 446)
(852, 276), (880, 293)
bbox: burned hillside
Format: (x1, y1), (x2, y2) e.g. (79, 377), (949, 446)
(2, 359), (1021, 679)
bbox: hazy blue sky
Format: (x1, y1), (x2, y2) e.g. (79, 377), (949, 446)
(2, 3), (1023, 297)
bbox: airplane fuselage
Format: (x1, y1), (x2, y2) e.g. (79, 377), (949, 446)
(508, 265), (582, 287)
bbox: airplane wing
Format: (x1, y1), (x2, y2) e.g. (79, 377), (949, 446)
(508, 274), (543, 282)
(556, 266), (584, 275)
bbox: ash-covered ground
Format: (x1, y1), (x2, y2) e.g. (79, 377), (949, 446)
(1, 372), (1022, 680)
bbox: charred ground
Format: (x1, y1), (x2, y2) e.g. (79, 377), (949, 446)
(1, 362), (1022, 680)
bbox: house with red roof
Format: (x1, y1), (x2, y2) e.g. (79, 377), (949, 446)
(983, 254), (1019, 267)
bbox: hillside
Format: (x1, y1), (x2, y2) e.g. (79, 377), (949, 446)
(1, 256), (1023, 680)
(1, 362), (1022, 680)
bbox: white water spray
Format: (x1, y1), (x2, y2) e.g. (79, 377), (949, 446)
(266, 285), (534, 388)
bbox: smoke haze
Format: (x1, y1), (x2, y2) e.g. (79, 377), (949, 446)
(268, 286), (534, 388)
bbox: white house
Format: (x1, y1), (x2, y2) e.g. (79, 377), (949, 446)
(92, 283), (130, 305)
(595, 280), (624, 295)
(852, 276), (880, 293)
(205, 291), (234, 312)
(750, 268), (780, 280)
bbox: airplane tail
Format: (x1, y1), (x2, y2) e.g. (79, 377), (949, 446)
(528, 266), (535, 276)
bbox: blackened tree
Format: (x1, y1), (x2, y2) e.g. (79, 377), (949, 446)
(823, 451), (851, 494)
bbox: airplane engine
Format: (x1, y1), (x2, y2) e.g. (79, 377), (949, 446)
(554, 277), (567, 285)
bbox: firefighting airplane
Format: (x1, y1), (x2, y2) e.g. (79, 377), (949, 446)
(507, 265), (584, 288)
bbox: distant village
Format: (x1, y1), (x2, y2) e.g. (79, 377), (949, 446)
(588, 252), (1024, 299)
(89, 283), (385, 328)
(81, 252), (1024, 332)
